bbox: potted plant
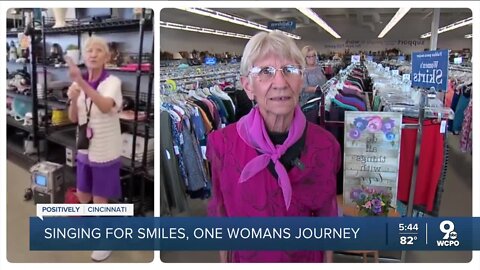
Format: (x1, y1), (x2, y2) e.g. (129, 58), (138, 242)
(350, 186), (394, 216)
(65, 44), (80, 65)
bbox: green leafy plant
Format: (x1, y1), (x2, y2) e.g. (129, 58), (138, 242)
(66, 44), (78, 51)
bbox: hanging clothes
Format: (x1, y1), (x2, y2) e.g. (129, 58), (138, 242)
(160, 110), (188, 215)
(397, 118), (444, 212)
(452, 91), (471, 133)
(182, 120), (210, 199)
(460, 99), (472, 153)
(444, 79), (455, 108)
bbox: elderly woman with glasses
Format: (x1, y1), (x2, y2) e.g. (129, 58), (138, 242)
(206, 31), (341, 263)
(300, 45), (327, 106)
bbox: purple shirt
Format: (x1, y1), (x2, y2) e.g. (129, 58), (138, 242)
(206, 122), (340, 262)
(82, 69), (110, 90)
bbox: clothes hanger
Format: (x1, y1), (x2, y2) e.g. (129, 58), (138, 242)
(202, 87), (212, 96)
(188, 89), (204, 101)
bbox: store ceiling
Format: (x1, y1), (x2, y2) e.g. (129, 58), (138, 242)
(160, 8), (472, 42)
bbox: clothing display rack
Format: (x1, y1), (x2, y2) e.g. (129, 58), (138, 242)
(316, 62), (453, 263)
(6, 8), (154, 215)
(161, 64), (240, 92)
(160, 64), (241, 216)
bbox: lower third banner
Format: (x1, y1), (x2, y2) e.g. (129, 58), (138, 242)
(29, 217), (478, 250)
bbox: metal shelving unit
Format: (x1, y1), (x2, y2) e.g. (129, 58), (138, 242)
(7, 19), (152, 37)
(7, 9), (154, 215)
(7, 115), (43, 133)
(29, 63), (151, 74)
(6, 137), (40, 169)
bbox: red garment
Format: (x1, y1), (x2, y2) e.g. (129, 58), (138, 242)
(343, 83), (363, 93)
(397, 118), (444, 212)
(324, 65), (333, 75)
(445, 80), (455, 108)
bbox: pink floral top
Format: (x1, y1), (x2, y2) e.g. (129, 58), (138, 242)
(206, 122), (341, 262)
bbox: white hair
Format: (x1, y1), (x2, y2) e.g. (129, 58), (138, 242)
(83, 35), (110, 55)
(240, 30), (305, 76)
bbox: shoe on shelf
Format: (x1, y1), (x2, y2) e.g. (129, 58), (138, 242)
(91, 250), (112, 262)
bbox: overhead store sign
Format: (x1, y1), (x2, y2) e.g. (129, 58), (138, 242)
(411, 49), (449, 91)
(204, 57), (217, 65)
(343, 112), (403, 210)
(267, 20), (296, 31)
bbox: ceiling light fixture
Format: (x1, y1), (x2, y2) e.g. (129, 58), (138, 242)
(297, 8), (341, 38)
(465, 34), (472, 39)
(421, 17), (472, 38)
(378, 8), (411, 38)
(160, 21), (252, 39)
(177, 8), (301, 40)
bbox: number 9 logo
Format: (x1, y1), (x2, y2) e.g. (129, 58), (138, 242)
(440, 220), (455, 240)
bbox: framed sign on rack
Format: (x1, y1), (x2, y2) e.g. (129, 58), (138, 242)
(343, 112), (403, 215)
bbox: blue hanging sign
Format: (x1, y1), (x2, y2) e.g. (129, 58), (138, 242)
(267, 20), (296, 31)
(411, 49), (449, 91)
(204, 57), (217, 65)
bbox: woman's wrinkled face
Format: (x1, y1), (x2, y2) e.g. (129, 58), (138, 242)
(241, 53), (303, 117)
(84, 43), (109, 70)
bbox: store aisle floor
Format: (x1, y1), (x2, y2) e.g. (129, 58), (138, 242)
(6, 160), (154, 263)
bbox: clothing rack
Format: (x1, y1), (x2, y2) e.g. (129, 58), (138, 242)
(160, 66), (241, 216)
(160, 67), (240, 95)
(317, 65), (450, 263)
(449, 66), (472, 73)
(161, 70), (238, 82)
(160, 63), (240, 80)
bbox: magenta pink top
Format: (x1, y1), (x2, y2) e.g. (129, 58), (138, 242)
(206, 122), (341, 262)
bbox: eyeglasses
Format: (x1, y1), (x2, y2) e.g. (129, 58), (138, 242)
(248, 65), (304, 81)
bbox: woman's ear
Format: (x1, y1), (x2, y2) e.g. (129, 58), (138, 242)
(240, 76), (255, 101)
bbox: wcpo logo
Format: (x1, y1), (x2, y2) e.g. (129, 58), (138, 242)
(437, 220), (459, 247)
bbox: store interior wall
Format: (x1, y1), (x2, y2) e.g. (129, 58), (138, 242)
(160, 28), (471, 56)
(160, 28), (248, 55)
(302, 38), (472, 54)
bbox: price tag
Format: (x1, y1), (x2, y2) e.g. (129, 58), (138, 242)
(391, 70), (399, 76)
(179, 134), (184, 145)
(403, 74), (411, 81)
(173, 146), (180, 155)
(385, 67), (390, 72)
(201, 146), (207, 160)
(440, 120), (447, 133)
(221, 123), (226, 129)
